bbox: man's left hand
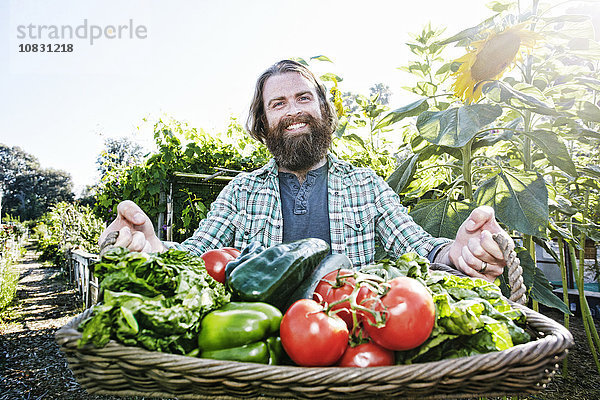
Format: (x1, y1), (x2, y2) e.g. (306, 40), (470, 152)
(440, 206), (509, 282)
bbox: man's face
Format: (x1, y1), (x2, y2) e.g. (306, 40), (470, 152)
(261, 72), (331, 172)
(263, 72), (323, 132)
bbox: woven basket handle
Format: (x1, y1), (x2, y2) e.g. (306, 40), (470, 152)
(493, 233), (527, 305)
(99, 230), (119, 256)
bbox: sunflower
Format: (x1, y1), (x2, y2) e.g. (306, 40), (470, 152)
(330, 84), (345, 118)
(451, 22), (541, 103)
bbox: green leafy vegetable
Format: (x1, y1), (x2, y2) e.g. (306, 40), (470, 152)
(78, 247), (230, 354)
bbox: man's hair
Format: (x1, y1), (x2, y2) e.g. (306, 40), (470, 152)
(246, 59), (338, 144)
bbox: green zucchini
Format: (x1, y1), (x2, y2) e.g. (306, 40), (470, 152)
(226, 238), (329, 311)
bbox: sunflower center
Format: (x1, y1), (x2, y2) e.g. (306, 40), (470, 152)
(470, 31), (521, 81)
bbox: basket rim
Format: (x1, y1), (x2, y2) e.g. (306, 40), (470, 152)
(56, 301), (574, 381)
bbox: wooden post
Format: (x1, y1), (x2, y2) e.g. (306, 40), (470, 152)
(157, 191), (166, 240)
(564, 243), (575, 290)
(70, 250), (100, 307)
(167, 182), (173, 241)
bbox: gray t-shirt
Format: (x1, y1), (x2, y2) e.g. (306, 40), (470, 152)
(278, 163), (331, 248)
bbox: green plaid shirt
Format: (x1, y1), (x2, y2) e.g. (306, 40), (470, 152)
(168, 153), (450, 268)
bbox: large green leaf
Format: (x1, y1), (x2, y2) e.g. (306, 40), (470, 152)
(578, 101), (600, 123)
(409, 199), (475, 239)
(472, 128), (514, 151)
(386, 154), (419, 194)
(474, 170), (548, 236)
(436, 16), (496, 45)
(549, 195), (579, 217)
(375, 98), (429, 130)
(575, 76), (600, 91)
(411, 135), (463, 161)
(548, 220), (580, 247)
(416, 104), (503, 148)
(583, 165), (600, 180)
(483, 81), (559, 116)
(522, 130), (578, 177)
(516, 247), (570, 314)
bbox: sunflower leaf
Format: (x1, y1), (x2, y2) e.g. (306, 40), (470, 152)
(409, 198), (475, 239)
(437, 18), (494, 46)
(521, 130), (578, 177)
(514, 247), (570, 315)
(416, 104), (503, 148)
(483, 81), (559, 116)
(386, 154), (419, 194)
(578, 101), (600, 123)
(474, 169), (548, 236)
(574, 76), (600, 91)
(375, 98), (429, 130)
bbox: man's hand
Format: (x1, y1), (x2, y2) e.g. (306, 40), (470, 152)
(439, 206), (509, 282)
(98, 200), (166, 253)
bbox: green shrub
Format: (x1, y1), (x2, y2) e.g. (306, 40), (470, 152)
(34, 202), (104, 267)
(93, 118), (270, 242)
(0, 259), (19, 313)
(0, 220), (27, 313)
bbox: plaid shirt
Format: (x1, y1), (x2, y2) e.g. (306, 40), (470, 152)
(168, 154), (451, 268)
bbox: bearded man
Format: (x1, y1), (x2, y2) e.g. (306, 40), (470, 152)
(99, 60), (509, 281)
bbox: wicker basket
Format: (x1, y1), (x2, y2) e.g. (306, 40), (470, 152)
(56, 297), (573, 400)
(56, 234), (574, 399)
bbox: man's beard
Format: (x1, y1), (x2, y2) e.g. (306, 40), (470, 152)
(264, 114), (332, 172)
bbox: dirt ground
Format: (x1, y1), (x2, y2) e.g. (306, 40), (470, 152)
(1, 244), (599, 400)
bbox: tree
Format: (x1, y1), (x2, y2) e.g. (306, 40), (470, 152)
(0, 144), (74, 220)
(96, 137), (146, 178)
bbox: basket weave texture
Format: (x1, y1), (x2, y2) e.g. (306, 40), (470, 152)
(56, 302), (573, 400)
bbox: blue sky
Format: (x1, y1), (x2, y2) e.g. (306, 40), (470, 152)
(1, 0), (492, 194)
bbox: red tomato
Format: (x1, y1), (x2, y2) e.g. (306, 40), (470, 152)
(200, 248), (238, 283)
(362, 277), (435, 351)
(313, 269), (370, 329)
(280, 299), (349, 366)
(337, 342), (394, 367)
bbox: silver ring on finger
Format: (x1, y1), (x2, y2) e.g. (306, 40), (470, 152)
(480, 261), (488, 273)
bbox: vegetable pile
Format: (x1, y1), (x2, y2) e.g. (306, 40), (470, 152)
(78, 241), (532, 369)
(78, 247), (230, 355)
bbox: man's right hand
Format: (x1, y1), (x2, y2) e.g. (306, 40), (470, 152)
(98, 200), (166, 253)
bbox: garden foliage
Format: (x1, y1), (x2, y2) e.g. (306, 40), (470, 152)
(93, 118), (270, 243)
(0, 220), (27, 313)
(34, 202), (104, 267)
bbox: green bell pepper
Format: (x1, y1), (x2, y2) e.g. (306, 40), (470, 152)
(197, 302), (283, 364)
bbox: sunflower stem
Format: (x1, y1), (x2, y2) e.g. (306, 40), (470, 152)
(460, 139), (474, 200)
(569, 243), (600, 373)
(557, 236), (570, 377)
(522, 105), (537, 311)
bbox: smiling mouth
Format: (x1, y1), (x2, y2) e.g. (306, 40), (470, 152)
(286, 122), (307, 131)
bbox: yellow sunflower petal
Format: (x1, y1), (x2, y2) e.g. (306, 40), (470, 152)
(450, 22), (543, 103)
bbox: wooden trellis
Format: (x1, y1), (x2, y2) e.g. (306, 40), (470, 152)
(156, 168), (241, 242)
